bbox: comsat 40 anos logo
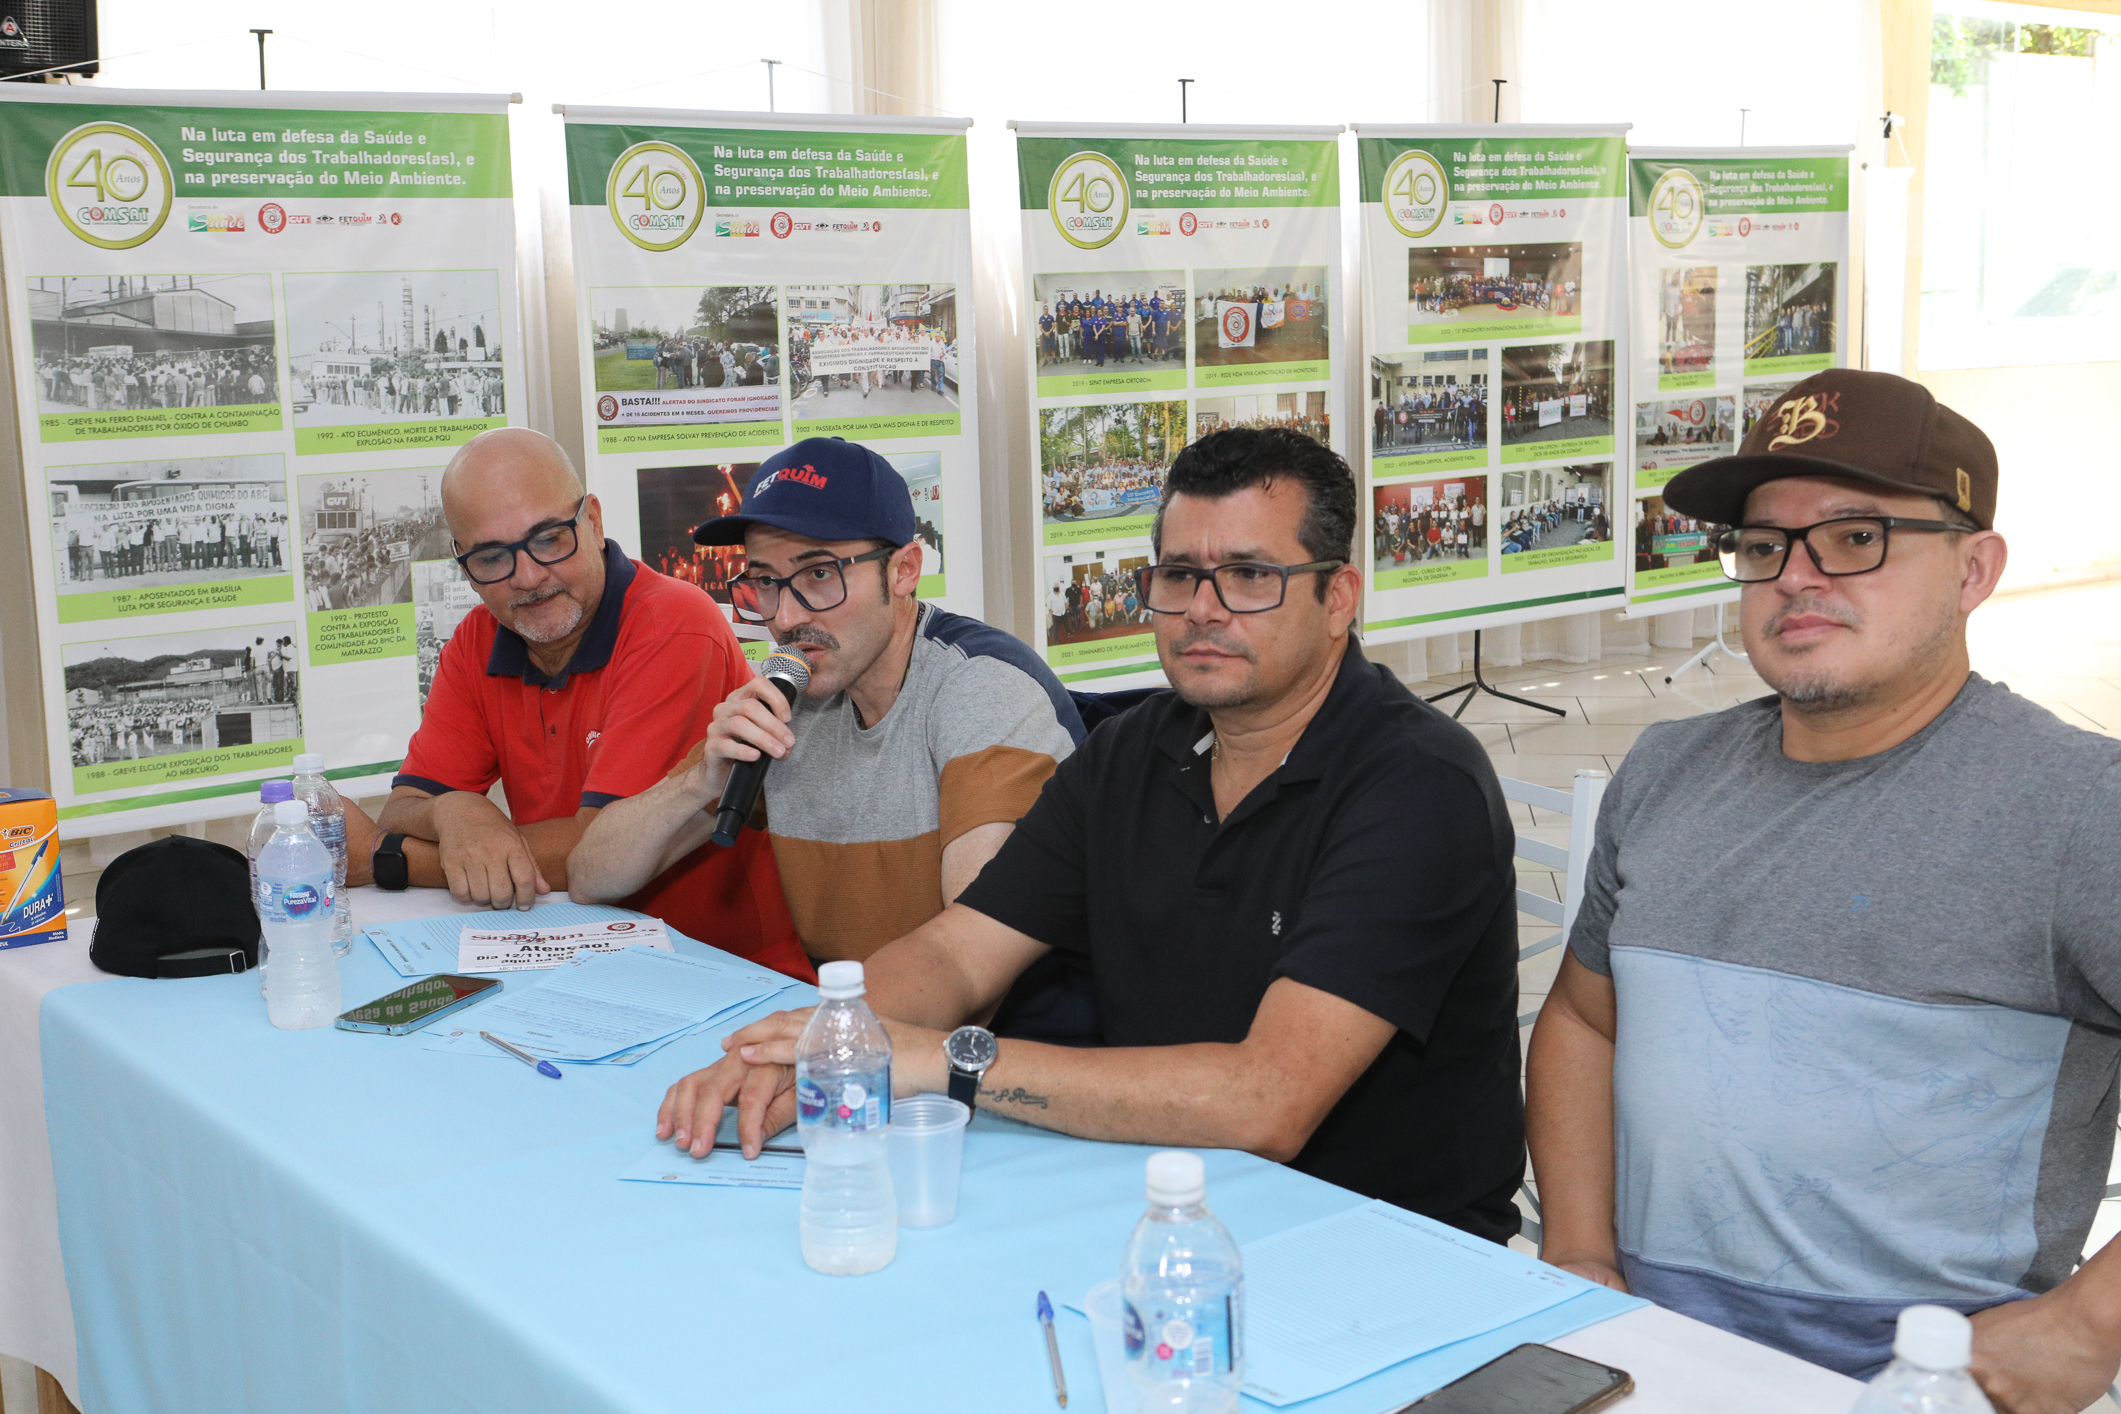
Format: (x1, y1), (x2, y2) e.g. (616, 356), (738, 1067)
(48, 120), (174, 249)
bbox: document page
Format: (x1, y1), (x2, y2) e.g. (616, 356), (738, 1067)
(457, 918), (670, 972)
(364, 901), (653, 977)
(1240, 1200), (1591, 1406)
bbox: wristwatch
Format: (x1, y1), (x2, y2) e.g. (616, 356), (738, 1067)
(944, 1025), (998, 1110)
(372, 832), (409, 892)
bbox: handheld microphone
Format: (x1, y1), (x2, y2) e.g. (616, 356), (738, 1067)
(710, 648), (811, 847)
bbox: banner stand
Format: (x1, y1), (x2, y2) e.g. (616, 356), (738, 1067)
(1424, 629), (1567, 719)
(1659, 601), (1747, 686)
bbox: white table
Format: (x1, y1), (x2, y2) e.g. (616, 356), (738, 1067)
(0, 888), (1860, 1413)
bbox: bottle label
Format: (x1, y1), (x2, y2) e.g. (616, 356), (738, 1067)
(1124, 1294), (1238, 1380)
(795, 1064), (890, 1133)
(308, 808), (347, 855)
(257, 872), (335, 924)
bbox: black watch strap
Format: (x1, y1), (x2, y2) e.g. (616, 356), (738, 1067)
(374, 831), (409, 891)
(947, 1067), (981, 1109)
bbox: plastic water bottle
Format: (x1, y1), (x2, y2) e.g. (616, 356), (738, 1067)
(1849, 1306), (1995, 1414)
(246, 780), (294, 994)
(1123, 1152), (1244, 1414)
(290, 753), (351, 956)
(795, 960), (897, 1274)
(257, 799), (341, 1031)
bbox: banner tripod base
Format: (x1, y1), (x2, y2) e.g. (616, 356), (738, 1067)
(1664, 603), (1748, 686)
(1424, 630), (1569, 721)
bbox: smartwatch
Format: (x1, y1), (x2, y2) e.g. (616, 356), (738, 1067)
(372, 832), (409, 892)
(944, 1025), (997, 1110)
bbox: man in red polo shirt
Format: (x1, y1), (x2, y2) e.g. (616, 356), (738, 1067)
(343, 427), (808, 979)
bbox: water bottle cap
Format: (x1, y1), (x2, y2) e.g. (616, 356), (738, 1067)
(272, 800), (308, 826)
(816, 960), (865, 999)
(260, 781), (293, 803)
(1892, 1305), (1972, 1371)
(1146, 1151), (1206, 1206)
(292, 753), (325, 773)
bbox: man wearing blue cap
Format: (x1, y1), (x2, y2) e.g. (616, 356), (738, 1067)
(570, 437), (1090, 1033)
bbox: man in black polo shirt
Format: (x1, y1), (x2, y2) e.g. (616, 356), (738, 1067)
(664, 426), (1524, 1239)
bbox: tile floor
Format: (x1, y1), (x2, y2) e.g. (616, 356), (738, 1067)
(38, 579), (2121, 1400)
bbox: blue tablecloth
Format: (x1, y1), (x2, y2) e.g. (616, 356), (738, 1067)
(43, 930), (1637, 1414)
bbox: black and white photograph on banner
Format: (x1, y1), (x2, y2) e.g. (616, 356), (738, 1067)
(1406, 244), (1582, 329)
(1657, 266), (1717, 380)
(29, 274), (280, 413)
(49, 455), (290, 595)
(1499, 340), (1615, 448)
(1039, 399), (1186, 541)
(1634, 494), (1722, 576)
(298, 468), (450, 612)
(1741, 378), (1800, 435)
(636, 461), (757, 607)
(1194, 391), (1331, 448)
(1633, 395), (1736, 476)
(788, 284), (957, 415)
(286, 270), (506, 425)
(1498, 464), (1613, 559)
(412, 559), (481, 708)
(1192, 267), (1330, 369)
(63, 621), (302, 769)
(1043, 548), (1153, 649)
(1373, 475), (1486, 571)
(1744, 262), (1837, 362)
(888, 451), (947, 582)
(1370, 350), (1489, 458)
(589, 286), (780, 427)
(1031, 270), (1186, 372)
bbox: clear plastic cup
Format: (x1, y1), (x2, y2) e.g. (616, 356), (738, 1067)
(1084, 1278), (1139, 1414)
(886, 1093), (970, 1228)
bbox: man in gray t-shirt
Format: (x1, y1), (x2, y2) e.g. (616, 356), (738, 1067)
(1528, 370), (2121, 1406)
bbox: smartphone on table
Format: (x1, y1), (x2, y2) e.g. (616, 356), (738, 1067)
(335, 975), (500, 1035)
(1394, 1344), (1632, 1414)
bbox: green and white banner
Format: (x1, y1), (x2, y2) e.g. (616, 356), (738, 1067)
(1623, 146), (1850, 614)
(1015, 122), (1344, 687)
(1357, 125), (1630, 642)
(561, 107), (979, 628)
(0, 87), (524, 833)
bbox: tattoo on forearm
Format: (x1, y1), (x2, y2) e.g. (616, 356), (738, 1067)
(980, 1085), (1049, 1109)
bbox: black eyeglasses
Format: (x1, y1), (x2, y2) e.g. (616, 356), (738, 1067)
(731, 546), (894, 623)
(1715, 517), (1967, 584)
(454, 498), (587, 585)
(1135, 559), (1345, 615)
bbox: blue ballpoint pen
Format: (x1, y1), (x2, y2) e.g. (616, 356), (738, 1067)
(480, 1030), (562, 1079)
(1036, 1291), (1068, 1408)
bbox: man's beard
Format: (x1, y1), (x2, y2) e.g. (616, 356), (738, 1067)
(509, 585), (583, 643)
(1763, 593), (1956, 715)
(1167, 626), (1259, 709)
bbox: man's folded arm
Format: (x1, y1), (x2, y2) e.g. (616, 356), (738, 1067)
(363, 784), (597, 893)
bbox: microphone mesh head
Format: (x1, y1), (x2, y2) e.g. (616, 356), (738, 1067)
(761, 649), (812, 689)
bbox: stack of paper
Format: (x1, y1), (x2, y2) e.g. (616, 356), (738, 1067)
(420, 945), (801, 1066)
(365, 902), (659, 978)
(1235, 1200), (1601, 1406)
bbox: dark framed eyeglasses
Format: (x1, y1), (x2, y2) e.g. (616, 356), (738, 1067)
(454, 498), (588, 585)
(1715, 516), (1967, 584)
(1134, 559), (1345, 615)
(730, 545), (895, 623)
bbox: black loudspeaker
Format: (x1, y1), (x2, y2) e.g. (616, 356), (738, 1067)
(0, 0), (98, 82)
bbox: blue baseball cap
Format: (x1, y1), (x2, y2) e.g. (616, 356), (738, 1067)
(692, 437), (916, 548)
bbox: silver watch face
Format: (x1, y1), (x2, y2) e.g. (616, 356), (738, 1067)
(945, 1025), (997, 1073)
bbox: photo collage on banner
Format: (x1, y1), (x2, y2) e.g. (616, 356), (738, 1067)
(1015, 123), (1344, 688)
(1357, 126), (1630, 644)
(561, 108), (979, 657)
(0, 87), (524, 833)
(1624, 147), (1851, 614)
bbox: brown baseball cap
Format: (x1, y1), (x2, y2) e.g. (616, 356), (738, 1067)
(1663, 368), (1997, 530)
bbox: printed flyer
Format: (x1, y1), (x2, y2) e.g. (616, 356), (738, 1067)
(0, 87), (524, 833)
(1357, 125), (1630, 642)
(1624, 146), (1850, 613)
(1015, 121), (1344, 687)
(561, 107), (979, 632)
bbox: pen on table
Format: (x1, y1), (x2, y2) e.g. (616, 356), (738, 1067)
(480, 1030), (562, 1079)
(1036, 1290), (1068, 1409)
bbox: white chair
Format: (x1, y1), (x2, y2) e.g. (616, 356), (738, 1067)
(1497, 767), (1609, 1247)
